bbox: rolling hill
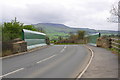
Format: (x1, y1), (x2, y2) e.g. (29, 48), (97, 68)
(33, 23), (118, 40)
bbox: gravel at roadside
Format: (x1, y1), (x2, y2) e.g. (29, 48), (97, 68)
(82, 45), (118, 78)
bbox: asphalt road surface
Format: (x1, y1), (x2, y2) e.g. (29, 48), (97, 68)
(2, 45), (90, 78)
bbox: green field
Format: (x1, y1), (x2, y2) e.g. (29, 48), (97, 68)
(33, 23), (118, 40)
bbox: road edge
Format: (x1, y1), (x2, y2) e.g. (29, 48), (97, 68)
(0, 45), (50, 59)
(76, 45), (94, 79)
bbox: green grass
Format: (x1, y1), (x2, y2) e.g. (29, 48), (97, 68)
(109, 48), (120, 54)
(55, 43), (85, 45)
(34, 23), (118, 41)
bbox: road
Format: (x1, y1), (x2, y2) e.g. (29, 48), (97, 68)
(2, 45), (90, 78)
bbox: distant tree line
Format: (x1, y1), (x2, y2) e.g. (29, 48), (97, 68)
(55, 30), (87, 44)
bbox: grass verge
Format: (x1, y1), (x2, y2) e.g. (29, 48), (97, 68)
(55, 43), (85, 45)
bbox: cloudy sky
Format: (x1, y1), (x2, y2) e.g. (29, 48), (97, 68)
(0, 0), (118, 31)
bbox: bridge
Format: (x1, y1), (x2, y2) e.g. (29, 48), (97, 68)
(1, 29), (118, 78)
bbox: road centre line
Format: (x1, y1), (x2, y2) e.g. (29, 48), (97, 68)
(37, 45), (67, 63)
(0, 68), (24, 78)
(36, 55), (56, 63)
(1, 45), (67, 78)
(1, 54), (57, 77)
(60, 45), (66, 53)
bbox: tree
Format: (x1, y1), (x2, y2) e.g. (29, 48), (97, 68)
(77, 30), (85, 40)
(110, 2), (119, 17)
(69, 32), (75, 39)
(45, 36), (50, 45)
(23, 25), (37, 31)
(2, 18), (23, 41)
(35, 27), (45, 33)
(108, 1), (120, 23)
(0, 24), (2, 41)
(2, 17), (39, 41)
(38, 28), (45, 33)
(58, 36), (63, 41)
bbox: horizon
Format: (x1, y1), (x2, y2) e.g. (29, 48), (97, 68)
(0, 21), (118, 31)
(32, 22), (118, 31)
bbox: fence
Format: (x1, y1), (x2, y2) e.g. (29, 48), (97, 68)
(111, 38), (120, 53)
(96, 36), (120, 53)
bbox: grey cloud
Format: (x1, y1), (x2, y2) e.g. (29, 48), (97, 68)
(1, 0), (118, 30)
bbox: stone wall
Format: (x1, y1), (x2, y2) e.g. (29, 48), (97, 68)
(2, 38), (27, 54)
(96, 36), (111, 48)
(12, 41), (27, 53)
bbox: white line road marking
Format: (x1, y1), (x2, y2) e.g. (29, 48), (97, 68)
(60, 46), (67, 53)
(37, 45), (67, 63)
(1, 45), (67, 77)
(60, 49), (65, 53)
(54, 45), (78, 46)
(64, 46), (67, 48)
(37, 55), (56, 63)
(0, 68), (24, 78)
(76, 45), (94, 79)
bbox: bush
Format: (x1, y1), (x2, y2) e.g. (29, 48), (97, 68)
(2, 18), (23, 41)
(2, 18), (40, 42)
(45, 36), (50, 45)
(55, 30), (86, 44)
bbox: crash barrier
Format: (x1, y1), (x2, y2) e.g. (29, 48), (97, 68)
(88, 33), (100, 46)
(22, 29), (47, 49)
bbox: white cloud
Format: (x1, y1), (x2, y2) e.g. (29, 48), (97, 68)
(0, 0), (118, 31)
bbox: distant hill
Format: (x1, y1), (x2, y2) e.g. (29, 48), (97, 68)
(33, 23), (118, 40)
